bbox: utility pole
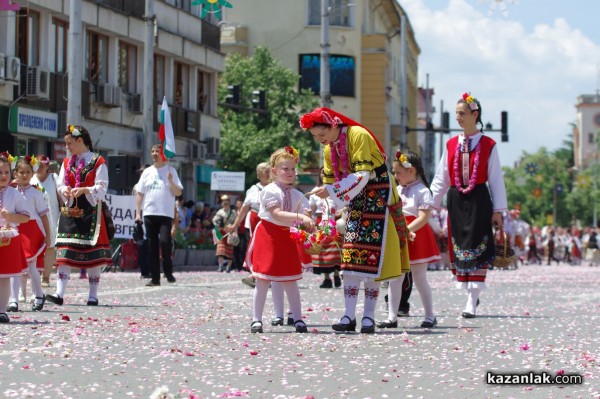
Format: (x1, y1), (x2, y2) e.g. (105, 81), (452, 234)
(142, 0), (155, 165)
(66, 0), (82, 126)
(399, 14), (407, 150)
(320, 0), (332, 108)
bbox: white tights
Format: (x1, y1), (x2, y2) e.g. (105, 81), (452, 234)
(340, 275), (380, 327)
(9, 261), (45, 305)
(464, 285), (482, 315)
(55, 266), (101, 300)
(412, 264), (434, 320)
(0, 278), (10, 313)
(253, 280), (302, 324)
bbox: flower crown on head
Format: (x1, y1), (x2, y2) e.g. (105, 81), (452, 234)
(395, 150), (412, 168)
(23, 155), (40, 172)
(68, 124), (82, 137)
(462, 92), (479, 111)
(284, 146), (300, 164)
(1, 151), (17, 170)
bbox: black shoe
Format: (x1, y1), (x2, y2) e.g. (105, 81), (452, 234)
(45, 294), (63, 306)
(462, 312), (476, 319)
(294, 320), (308, 333)
(421, 317), (438, 328)
(376, 319), (398, 328)
(165, 274), (176, 283)
(241, 277), (256, 288)
(87, 298), (99, 306)
(332, 315), (356, 332)
(32, 297), (46, 312)
(397, 308), (410, 317)
(271, 317), (284, 326)
(146, 281), (160, 287)
(0, 313), (9, 323)
(360, 317), (376, 334)
(286, 316), (294, 326)
(7, 302), (18, 312)
(333, 275), (342, 288)
(250, 321), (263, 333)
(319, 278), (333, 288)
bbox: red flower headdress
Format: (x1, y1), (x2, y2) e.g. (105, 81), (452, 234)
(462, 92), (479, 111)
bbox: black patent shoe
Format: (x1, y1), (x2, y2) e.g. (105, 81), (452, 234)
(286, 314), (294, 325)
(332, 315), (356, 332)
(165, 274), (176, 283)
(0, 313), (9, 323)
(376, 319), (398, 328)
(420, 317), (438, 328)
(7, 302), (18, 312)
(462, 312), (476, 319)
(333, 275), (342, 288)
(360, 317), (376, 334)
(271, 317), (284, 326)
(87, 297), (99, 306)
(319, 278), (333, 288)
(32, 297), (46, 312)
(294, 320), (308, 333)
(250, 321), (263, 333)
(45, 294), (63, 306)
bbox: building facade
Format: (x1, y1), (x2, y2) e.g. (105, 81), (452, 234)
(574, 94), (600, 170)
(0, 0), (224, 201)
(219, 0), (421, 158)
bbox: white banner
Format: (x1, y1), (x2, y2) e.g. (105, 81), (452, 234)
(210, 171), (246, 192)
(103, 194), (137, 239)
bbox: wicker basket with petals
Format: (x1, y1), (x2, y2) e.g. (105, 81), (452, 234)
(290, 193), (340, 255)
(60, 197), (85, 218)
(491, 229), (515, 268)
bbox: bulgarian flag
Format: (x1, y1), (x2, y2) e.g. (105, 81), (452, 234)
(158, 96), (176, 161)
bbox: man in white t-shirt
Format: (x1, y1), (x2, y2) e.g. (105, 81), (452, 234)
(135, 145), (183, 286)
(30, 155), (60, 287)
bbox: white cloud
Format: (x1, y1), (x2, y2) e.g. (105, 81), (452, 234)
(403, 0), (600, 167)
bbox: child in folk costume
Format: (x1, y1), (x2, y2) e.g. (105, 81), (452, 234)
(380, 151), (441, 329)
(6, 156), (50, 312)
(244, 147), (314, 334)
(46, 125), (112, 307)
(0, 154), (30, 323)
(301, 107), (410, 333)
(430, 92), (508, 318)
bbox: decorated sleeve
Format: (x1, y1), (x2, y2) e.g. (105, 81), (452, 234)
(34, 188), (50, 216)
(325, 171), (369, 209)
(417, 186), (434, 210)
(85, 162), (109, 206)
(261, 184), (282, 212)
(56, 162), (68, 203)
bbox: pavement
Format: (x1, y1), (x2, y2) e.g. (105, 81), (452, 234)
(1, 262), (599, 399)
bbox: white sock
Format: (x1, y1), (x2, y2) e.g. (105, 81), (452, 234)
(9, 276), (20, 303)
(27, 261), (44, 303)
(252, 279), (269, 322)
(412, 264), (434, 320)
(464, 286), (481, 314)
(87, 267), (101, 300)
(362, 280), (381, 326)
(20, 275), (27, 299)
(281, 281), (302, 324)
(271, 281), (285, 319)
(341, 275), (360, 323)
(386, 276), (404, 322)
(56, 265), (71, 298)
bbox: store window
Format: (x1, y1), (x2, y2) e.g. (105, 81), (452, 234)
(298, 53), (355, 97)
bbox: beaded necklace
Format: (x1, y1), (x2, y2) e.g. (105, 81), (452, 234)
(330, 126), (350, 181)
(453, 134), (481, 194)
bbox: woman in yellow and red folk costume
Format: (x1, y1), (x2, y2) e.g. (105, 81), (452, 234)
(300, 107), (410, 334)
(430, 93), (507, 318)
(46, 125), (111, 307)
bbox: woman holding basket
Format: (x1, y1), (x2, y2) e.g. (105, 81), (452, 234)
(430, 92), (507, 318)
(46, 125), (111, 307)
(300, 107), (410, 334)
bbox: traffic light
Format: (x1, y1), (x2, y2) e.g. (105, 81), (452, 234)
(501, 111), (508, 142)
(252, 89), (267, 110)
(441, 111), (450, 133)
(225, 84), (241, 106)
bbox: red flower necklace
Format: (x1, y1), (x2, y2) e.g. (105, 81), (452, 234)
(330, 127), (350, 181)
(65, 155), (86, 187)
(453, 135), (481, 194)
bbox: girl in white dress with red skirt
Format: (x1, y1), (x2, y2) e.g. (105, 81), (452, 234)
(7, 156), (50, 312)
(381, 150), (441, 329)
(0, 153), (30, 323)
(244, 147), (314, 333)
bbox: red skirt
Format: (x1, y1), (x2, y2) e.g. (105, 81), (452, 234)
(215, 227), (234, 259)
(19, 220), (46, 264)
(406, 215), (441, 265)
(0, 235), (27, 278)
(249, 211), (260, 234)
(245, 220), (303, 282)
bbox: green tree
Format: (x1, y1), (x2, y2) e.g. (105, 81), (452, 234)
(217, 47), (319, 187)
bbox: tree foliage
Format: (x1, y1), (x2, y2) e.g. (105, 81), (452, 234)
(217, 47), (319, 187)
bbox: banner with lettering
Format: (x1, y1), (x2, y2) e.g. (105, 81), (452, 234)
(103, 194), (138, 239)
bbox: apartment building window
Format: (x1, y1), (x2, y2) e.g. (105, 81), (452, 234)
(154, 55), (166, 100)
(118, 41), (138, 94)
(298, 53), (355, 97)
(308, 0), (352, 27)
(197, 70), (212, 114)
(53, 19), (69, 73)
(174, 62), (189, 107)
(87, 31), (109, 84)
(16, 9), (40, 65)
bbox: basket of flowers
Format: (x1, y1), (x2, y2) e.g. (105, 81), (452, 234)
(290, 194), (340, 255)
(0, 226), (18, 247)
(491, 228), (516, 268)
(60, 197), (85, 218)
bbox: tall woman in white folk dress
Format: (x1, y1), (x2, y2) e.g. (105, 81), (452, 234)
(430, 93), (508, 318)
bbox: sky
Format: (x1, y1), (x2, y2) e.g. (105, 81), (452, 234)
(401, 0), (600, 167)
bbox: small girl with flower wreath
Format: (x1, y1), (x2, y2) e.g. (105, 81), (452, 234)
(6, 155), (51, 312)
(0, 153), (30, 323)
(430, 92), (508, 318)
(244, 146), (314, 334)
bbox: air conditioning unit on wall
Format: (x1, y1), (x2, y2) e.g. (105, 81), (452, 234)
(206, 137), (220, 158)
(128, 93), (142, 114)
(96, 84), (122, 108)
(189, 143), (206, 161)
(26, 66), (50, 99)
(0, 54), (5, 80)
(5, 56), (21, 83)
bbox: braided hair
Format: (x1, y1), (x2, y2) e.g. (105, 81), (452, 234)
(401, 150), (432, 193)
